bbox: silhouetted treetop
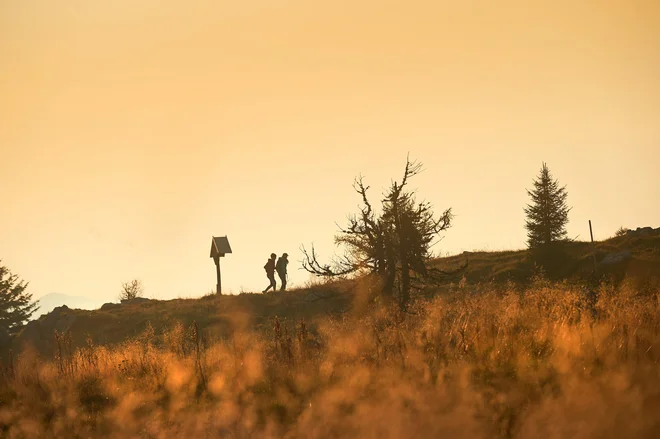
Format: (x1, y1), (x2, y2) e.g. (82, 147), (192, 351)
(0, 262), (39, 334)
(524, 162), (571, 248)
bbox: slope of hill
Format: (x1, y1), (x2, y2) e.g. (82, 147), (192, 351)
(435, 231), (660, 288)
(9, 232), (660, 360)
(13, 280), (353, 359)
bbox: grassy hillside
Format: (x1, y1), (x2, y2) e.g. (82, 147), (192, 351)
(1, 234), (659, 438)
(8, 234), (660, 361)
(12, 280), (354, 360)
(2, 267), (659, 438)
(436, 233), (660, 287)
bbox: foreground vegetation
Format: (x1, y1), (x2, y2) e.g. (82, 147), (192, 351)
(1, 277), (659, 438)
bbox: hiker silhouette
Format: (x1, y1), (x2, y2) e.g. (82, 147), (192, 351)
(276, 253), (289, 291)
(262, 253), (277, 293)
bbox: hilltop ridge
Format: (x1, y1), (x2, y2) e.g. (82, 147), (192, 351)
(7, 231), (660, 360)
(33, 293), (109, 319)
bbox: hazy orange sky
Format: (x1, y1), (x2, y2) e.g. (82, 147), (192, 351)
(2, 0), (659, 301)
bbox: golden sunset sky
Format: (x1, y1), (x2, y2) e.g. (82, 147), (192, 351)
(1, 0), (659, 301)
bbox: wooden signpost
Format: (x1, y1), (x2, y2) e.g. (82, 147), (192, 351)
(210, 236), (232, 294)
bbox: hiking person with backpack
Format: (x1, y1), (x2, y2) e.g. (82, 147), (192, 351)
(262, 253), (277, 293)
(276, 253), (289, 291)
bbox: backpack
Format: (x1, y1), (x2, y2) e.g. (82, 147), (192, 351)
(276, 258), (287, 274)
(264, 259), (275, 273)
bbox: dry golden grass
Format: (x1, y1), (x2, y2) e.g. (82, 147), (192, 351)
(1, 278), (660, 438)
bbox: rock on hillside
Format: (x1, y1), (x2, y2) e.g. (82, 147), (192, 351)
(626, 226), (660, 237)
(18, 305), (79, 352)
(34, 293), (108, 319)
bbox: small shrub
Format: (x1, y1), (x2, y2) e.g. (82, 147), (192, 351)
(615, 226), (629, 237)
(119, 279), (144, 301)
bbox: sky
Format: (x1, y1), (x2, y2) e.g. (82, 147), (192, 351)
(1, 0), (659, 302)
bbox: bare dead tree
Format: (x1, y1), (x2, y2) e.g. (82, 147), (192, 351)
(301, 156), (466, 309)
(119, 279), (144, 301)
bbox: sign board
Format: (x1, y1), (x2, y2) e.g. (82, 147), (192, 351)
(210, 236), (232, 258)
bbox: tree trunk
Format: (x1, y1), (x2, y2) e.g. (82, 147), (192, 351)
(400, 261), (410, 310)
(391, 191), (411, 310)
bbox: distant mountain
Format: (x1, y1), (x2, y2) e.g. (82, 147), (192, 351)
(33, 293), (109, 319)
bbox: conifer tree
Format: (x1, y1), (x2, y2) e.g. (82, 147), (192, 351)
(524, 163), (571, 248)
(0, 262), (39, 333)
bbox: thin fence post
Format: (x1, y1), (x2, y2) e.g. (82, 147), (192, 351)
(589, 220), (597, 273)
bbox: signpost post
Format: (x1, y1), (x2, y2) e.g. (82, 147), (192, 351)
(210, 236), (232, 294)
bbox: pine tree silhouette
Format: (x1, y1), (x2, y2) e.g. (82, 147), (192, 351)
(524, 163), (571, 248)
(0, 262), (39, 334)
